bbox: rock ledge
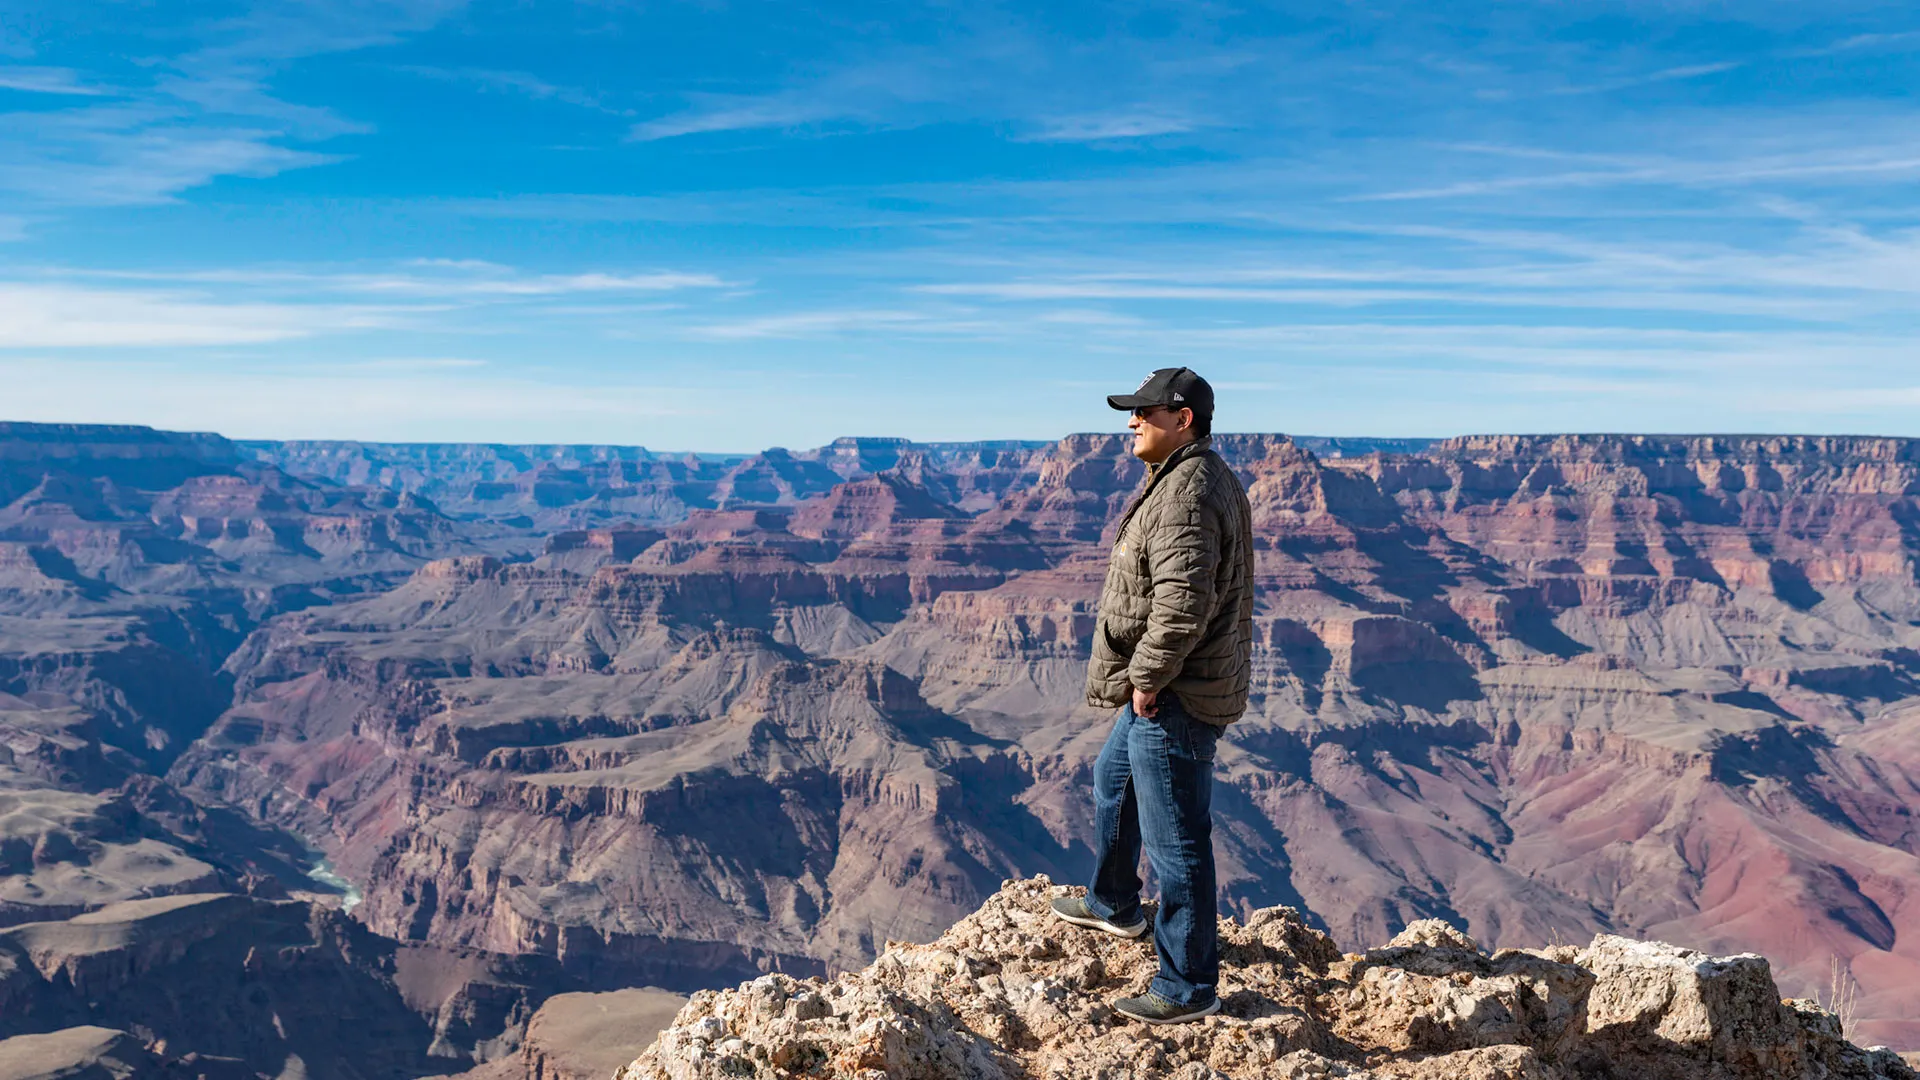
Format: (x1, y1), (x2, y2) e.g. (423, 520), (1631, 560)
(619, 877), (1911, 1080)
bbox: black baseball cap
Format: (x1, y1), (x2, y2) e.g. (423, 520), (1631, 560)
(1107, 367), (1214, 419)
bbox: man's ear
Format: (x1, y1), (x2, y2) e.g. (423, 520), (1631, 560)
(1178, 407), (1194, 431)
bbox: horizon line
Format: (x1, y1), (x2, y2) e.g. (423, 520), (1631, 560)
(7, 419), (1920, 456)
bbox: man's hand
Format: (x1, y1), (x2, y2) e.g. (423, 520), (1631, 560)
(1132, 685), (1159, 717)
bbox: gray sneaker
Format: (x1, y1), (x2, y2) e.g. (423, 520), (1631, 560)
(1050, 895), (1147, 938)
(1114, 992), (1222, 1024)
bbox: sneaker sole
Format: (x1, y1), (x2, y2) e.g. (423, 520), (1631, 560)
(1116, 997), (1223, 1025)
(1051, 907), (1149, 939)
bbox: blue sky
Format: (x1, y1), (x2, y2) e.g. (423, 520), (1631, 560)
(3, 1), (1919, 449)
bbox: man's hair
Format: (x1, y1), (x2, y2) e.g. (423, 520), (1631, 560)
(1185, 407), (1212, 439)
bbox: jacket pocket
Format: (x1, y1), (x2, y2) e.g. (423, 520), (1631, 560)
(1100, 621), (1134, 661)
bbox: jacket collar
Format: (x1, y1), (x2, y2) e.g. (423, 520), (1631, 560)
(1116, 435), (1211, 534)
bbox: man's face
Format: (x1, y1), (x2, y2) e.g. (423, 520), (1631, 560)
(1127, 404), (1194, 463)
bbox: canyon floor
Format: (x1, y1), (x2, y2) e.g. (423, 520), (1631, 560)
(3, 423), (1918, 1076)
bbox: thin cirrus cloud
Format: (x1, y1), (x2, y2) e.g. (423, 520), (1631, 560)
(908, 279), (1857, 320)
(0, 357), (710, 443)
(1, 260), (736, 354)
(681, 309), (990, 340)
(340, 270), (731, 297)
(624, 41), (1005, 143)
(1344, 147), (1920, 202)
(622, 38), (1212, 146)
(630, 94), (1206, 146)
(58, 264), (734, 301)
(0, 3), (467, 210)
(1548, 61), (1743, 97)
(0, 98), (345, 207)
(340, 357), (489, 369)
(0, 283), (402, 348)
(0, 66), (109, 96)
(629, 95), (858, 142)
(153, 72), (371, 140)
(398, 66), (627, 115)
(1023, 111), (1201, 141)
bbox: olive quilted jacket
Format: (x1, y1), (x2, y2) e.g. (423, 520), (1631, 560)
(1085, 437), (1256, 725)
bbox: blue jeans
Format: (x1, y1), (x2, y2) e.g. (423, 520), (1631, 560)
(1084, 692), (1222, 1007)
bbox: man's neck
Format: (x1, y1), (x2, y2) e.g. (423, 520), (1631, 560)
(1146, 434), (1202, 467)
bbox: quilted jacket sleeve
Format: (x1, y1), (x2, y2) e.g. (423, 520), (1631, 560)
(1126, 496), (1220, 694)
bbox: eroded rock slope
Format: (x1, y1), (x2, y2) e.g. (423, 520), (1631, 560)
(0, 424), (607, 1075)
(171, 432), (1920, 1048)
(12, 423), (1920, 1066)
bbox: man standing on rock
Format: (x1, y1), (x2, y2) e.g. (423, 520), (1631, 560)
(1052, 366), (1255, 1024)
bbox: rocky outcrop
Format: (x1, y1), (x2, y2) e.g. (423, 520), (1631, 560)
(0, 890), (588, 1078)
(517, 988), (688, 1080)
(622, 878), (1910, 1080)
(0, 1025), (161, 1080)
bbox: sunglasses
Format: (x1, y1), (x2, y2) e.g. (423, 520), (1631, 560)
(1131, 405), (1185, 420)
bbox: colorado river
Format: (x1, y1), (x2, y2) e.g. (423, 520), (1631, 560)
(306, 858), (364, 912)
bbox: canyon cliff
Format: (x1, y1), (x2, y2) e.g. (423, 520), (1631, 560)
(4, 423), (1920, 1074)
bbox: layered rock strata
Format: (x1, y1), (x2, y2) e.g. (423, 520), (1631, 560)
(14, 423), (1920, 1064)
(166, 432), (1920, 1050)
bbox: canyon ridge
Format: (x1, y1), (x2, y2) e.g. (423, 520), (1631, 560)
(2, 421), (1917, 1077)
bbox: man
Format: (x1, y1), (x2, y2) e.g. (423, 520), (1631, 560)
(1050, 366), (1256, 1024)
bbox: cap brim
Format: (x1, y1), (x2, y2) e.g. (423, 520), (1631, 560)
(1107, 394), (1159, 410)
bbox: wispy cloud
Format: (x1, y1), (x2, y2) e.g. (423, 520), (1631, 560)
(1743, 385), (1920, 413)
(338, 357), (488, 369)
(0, 111), (344, 206)
(629, 94), (855, 141)
(0, 66), (108, 96)
(1550, 61), (1742, 97)
(1033, 308), (1148, 327)
(1796, 31), (1920, 57)
(0, 283), (403, 348)
(60, 263), (733, 300)
(342, 270), (730, 297)
(0, 357), (704, 441)
(682, 309), (987, 340)
(399, 66), (627, 115)
(0, 259), (738, 357)
(1026, 111), (1200, 141)
(0, 2), (465, 210)
(153, 72), (369, 139)
(191, 0), (470, 64)
(911, 277), (1851, 319)
(1347, 146), (1920, 202)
